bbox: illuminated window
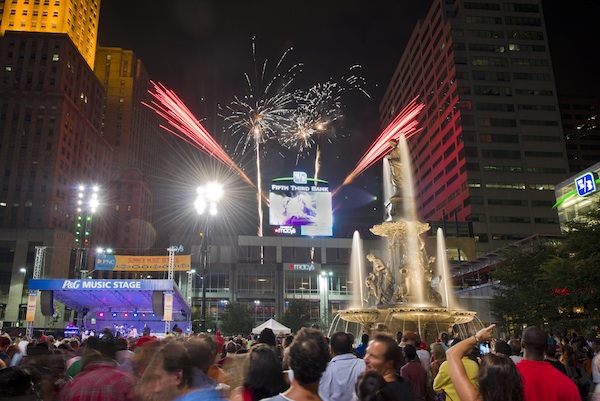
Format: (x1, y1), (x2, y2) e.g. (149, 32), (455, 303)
(52, 54), (59, 61)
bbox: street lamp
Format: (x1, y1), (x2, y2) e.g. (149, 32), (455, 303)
(75, 185), (100, 279)
(195, 182), (223, 333)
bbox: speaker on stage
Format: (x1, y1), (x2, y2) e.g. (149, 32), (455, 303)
(152, 291), (164, 316)
(40, 290), (54, 316)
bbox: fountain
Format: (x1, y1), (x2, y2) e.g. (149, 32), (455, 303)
(334, 136), (477, 340)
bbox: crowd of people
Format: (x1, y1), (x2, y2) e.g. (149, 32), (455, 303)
(0, 323), (598, 401)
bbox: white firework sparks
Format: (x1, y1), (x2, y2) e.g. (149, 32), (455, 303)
(221, 39), (301, 242)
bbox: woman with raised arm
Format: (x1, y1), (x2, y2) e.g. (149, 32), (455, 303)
(446, 324), (524, 401)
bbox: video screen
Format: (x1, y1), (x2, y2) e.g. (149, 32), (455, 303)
(269, 191), (332, 227)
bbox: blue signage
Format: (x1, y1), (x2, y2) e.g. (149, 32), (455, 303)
(293, 171), (308, 184)
(95, 254), (116, 270)
(575, 172), (597, 197)
(28, 279), (175, 291)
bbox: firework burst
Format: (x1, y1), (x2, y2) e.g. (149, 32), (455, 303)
(280, 66), (370, 182)
(221, 39), (302, 238)
(144, 81), (254, 187)
(337, 97), (425, 192)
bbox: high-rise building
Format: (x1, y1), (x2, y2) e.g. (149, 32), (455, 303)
(0, 31), (110, 233)
(380, 0), (569, 253)
(558, 95), (600, 174)
(93, 47), (167, 256)
(0, 0), (101, 68)
(0, 0), (107, 326)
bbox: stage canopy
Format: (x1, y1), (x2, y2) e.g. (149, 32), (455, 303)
(252, 318), (291, 335)
(28, 279), (190, 320)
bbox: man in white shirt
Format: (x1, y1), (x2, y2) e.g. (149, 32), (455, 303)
(319, 332), (366, 401)
(592, 339), (600, 393)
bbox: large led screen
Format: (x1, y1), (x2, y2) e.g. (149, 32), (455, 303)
(269, 173), (333, 236)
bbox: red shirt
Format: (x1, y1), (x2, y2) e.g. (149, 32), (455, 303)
(58, 362), (137, 401)
(516, 359), (581, 401)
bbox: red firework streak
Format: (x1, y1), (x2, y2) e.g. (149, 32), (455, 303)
(144, 81), (254, 187)
(337, 97), (425, 192)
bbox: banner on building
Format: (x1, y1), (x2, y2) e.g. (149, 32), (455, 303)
(94, 255), (191, 271)
(164, 293), (173, 321)
(26, 294), (37, 322)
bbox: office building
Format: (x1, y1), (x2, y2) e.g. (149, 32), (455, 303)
(380, 0), (569, 253)
(0, 0), (100, 68)
(558, 95), (599, 174)
(93, 47), (168, 256)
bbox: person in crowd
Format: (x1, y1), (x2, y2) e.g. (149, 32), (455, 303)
(356, 334), (369, 358)
(0, 365), (43, 400)
(446, 324), (523, 401)
(258, 328), (277, 349)
(65, 336), (101, 379)
(319, 331), (366, 401)
(214, 331), (225, 354)
(230, 343), (286, 401)
(24, 341), (62, 400)
(18, 335), (31, 357)
(544, 344), (567, 375)
(430, 343), (446, 380)
(400, 344), (427, 401)
(218, 341), (238, 368)
(355, 370), (401, 401)
(0, 334), (13, 366)
(364, 333), (414, 401)
(414, 334), (430, 372)
(58, 337), (137, 401)
(115, 337), (135, 374)
(516, 326), (581, 401)
(561, 343), (580, 383)
(491, 340), (511, 358)
(281, 335), (294, 370)
(429, 343), (446, 401)
(143, 341), (225, 401)
(130, 335), (161, 378)
(508, 339), (524, 364)
(261, 327), (330, 401)
(396, 331), (418, 371)
(183, 337), (221, 391)
(438, 333), (450, 351)
(591, 339), (600, 395)
(433, 338), (479, 401)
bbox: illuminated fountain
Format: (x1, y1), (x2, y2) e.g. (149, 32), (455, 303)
(332, 136), (477, 340)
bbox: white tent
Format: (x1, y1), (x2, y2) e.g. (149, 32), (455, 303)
(252, 318), (291, 335)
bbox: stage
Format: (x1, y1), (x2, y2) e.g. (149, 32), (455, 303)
(28, 279), (192, 335)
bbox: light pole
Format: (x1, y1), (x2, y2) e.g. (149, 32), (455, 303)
(195, 182), (223, 333)
(75, 185), (99, 279)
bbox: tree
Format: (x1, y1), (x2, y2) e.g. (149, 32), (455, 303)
(490, 204), (600, 336)
(278, 300), (310, 333)
(539, 205), (600, 332)
(219, 302), (255, 336)
(490, 237), (561, 336)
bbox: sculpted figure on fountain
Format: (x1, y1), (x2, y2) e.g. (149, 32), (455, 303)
(385, 139), (403, 221)
(366, 253), (396, 305)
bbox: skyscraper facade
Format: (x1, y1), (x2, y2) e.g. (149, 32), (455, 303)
(380, 0), (569, 253)
(0, 1), (107, 324)
(558, 95), (600, 174)
(0, 0), (101, 68)
(93, 47), (167, 256)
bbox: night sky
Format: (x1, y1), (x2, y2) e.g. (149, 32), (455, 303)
(96, 0), (600, 226)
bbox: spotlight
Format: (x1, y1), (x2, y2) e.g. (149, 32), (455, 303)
(124, 313), (128, 317)
(99, 312), (104, 317)
(142, 313), (146, 317)
(112, 312), (117, 317)
(133, 312), (138, 317)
